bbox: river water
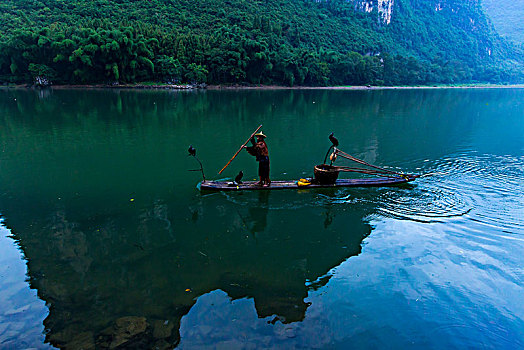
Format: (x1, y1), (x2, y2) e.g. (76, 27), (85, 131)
(0, 88), (522, 349)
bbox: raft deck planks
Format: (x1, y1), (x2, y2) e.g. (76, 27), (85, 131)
(200, 176), (416, 191)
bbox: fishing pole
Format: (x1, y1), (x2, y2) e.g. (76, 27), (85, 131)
(218, 125), (263, 175)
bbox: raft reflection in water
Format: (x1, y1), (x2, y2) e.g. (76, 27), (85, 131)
(1, 190), (373, 348)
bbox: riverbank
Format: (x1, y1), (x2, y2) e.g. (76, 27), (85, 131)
(1, 82), (203, 90)
(206, 84), (524, 90)
(2, 83), (524, 90)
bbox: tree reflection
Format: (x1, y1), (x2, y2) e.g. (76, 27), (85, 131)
(0, 190), (372, 348)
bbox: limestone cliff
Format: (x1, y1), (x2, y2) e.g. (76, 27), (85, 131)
(352, 0), (394, 24)
(352, 0), (487, 30)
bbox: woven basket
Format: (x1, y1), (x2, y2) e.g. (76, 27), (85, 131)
(314, 164), (339, 184)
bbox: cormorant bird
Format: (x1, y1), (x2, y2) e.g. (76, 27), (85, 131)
(188, 145), (196, 156)
(234, 170), (244, 184)
(329, 133), (339, 147)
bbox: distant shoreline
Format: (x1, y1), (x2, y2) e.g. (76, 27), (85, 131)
(206, 84), (524, 90)
(2, 83), (524, 90)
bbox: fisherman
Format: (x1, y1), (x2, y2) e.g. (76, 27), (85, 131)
(244, 131), (270, 186)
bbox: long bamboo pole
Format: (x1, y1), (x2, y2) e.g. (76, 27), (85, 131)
(218, 125), (263, 174)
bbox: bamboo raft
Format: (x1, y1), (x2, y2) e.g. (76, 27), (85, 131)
(200, 175), (417, 192)
(191, 129), (420, 192)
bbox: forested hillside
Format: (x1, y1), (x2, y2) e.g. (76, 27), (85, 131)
(482, 0), (524, 46)
(0, 0), (522, 86)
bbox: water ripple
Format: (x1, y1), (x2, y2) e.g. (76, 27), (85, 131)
(376, 186), (472, 223)
(422, 154), (524, 234)
(213, 154), (523, 237)
(319, 154), (524, 235)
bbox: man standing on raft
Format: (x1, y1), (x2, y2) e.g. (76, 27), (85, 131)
(245, 131), (270, 186)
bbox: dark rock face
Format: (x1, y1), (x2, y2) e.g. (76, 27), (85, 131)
(34, 76), (51, 87)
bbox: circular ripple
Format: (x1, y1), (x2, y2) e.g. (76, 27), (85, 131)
(380, 154), (524, 233)
(375, 186), (472, 223)
(313, 154), (524, 234)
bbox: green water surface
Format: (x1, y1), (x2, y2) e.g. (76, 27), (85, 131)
(0, 88), (522, 349)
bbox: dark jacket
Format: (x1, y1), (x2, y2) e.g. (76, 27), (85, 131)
(246, 139), (269, 161)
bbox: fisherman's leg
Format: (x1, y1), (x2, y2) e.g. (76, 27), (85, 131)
(263, 173), (270, 186)
(265, 161), (271, 185)
(260, 158), (270, 186)
(257, 162), (264, 185)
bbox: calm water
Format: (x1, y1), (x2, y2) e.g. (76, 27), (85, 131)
(0, 87), (523, 349)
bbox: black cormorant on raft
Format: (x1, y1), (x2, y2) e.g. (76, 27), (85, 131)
(187, 145), (196, 157)
(329, 132), (339, 147)
(191, 130), (419, 192)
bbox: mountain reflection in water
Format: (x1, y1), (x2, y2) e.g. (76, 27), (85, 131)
(0, 187), (372, 348)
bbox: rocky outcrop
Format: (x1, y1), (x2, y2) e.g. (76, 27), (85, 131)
(352, 0), (394, 25)
(377, 0), (394, 24)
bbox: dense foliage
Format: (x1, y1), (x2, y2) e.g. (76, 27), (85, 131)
(0, 0), (522, 86)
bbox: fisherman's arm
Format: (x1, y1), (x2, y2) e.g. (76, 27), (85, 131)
(244, 142), (257, 156)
